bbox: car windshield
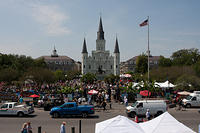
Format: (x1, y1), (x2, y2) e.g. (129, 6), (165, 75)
(186, 96), (192, 100)
(131, 102), (138, 107)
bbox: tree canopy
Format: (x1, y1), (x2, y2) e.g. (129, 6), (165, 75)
(135, 54), (148, 74)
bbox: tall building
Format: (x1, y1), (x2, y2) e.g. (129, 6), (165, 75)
(81, 17), (120, 79)
(38, 47), (81, 72)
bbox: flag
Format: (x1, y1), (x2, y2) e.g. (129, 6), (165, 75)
(140, 19), (148, 27)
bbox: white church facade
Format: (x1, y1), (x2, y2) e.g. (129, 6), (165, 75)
(81, 17), (120, 79)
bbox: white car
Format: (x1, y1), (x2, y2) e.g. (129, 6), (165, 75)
(0, 102), (34, 117)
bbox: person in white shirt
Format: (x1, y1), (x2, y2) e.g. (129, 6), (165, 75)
(60, 122), (66, 133)
(146, 109), (151, 120)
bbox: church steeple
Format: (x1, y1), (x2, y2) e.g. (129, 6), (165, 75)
(114, 37), (120, 53)
(97, 17), (104, 40)
(82, 38), (88, 53)
(51, 45), (58, 57)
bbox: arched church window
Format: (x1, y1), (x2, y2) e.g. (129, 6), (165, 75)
(111, 65), (112, 69)
(89, 65), (91, 69)
(116, 65), (118, 68)
(84, 65), (85, 68)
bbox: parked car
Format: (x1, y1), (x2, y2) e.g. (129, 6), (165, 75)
(50, 102), (94, 118)
(126, 100), (167, 118)
(182, 92), (200, 108)
(0, 102), (34, 117)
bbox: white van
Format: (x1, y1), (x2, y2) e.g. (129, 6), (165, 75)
(126, 100), (167, 118)
(182, 93), (200, 108)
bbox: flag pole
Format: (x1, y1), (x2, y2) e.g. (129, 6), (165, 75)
(147, 16), (150, 98)
(147, 16), (150, 82)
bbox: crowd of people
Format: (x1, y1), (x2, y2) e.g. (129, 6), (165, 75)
(1, 78), (179, 133)
(0, 78), (133, 109)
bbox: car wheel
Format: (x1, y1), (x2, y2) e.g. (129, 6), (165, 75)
(82, 112), (88, 118)
(156, 111), (163, 116)
(129, 112), (136, 118)
(186, 104), (191, 108)
(53, 112), (60, 118)
(18, 112), (24, 117)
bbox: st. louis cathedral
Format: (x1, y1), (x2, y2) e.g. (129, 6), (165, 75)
(81, 17), (120, 79)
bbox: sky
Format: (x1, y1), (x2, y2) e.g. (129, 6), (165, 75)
(0, 0), (200, 62)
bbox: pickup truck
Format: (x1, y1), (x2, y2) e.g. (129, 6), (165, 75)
(50, 102), (94, 118)
(0, 102), (34, 117)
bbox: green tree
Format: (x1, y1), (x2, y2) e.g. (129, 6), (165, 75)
(135, 54), (148, 74)
(132, 73), (144, 82)
(24, 67), (56, 84)
(59, 86), (75, 94)
(0, 68), (19, 83)
(66, 70), (81, 80)
(104, 74), (119, 84)
(54, 70), (65, 81)
(158, 56), (172, 67)
(34, 58), (47, 68)
(81, 73), (96, 84)
(175, 74), (200, 91)
(194, 60), (200, 77)
(171, 48), (200, 66)
(150, 66), (195, 82)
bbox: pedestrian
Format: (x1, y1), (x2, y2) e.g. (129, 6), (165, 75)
(102, 100), (107, 111)
(19, 96), (23, 104)
(124, 96), (128, 106)
(21, 123), (28, 133)
(146, 109), (151, 121)
(26, 122), (32, 133)
(105, 93), (109, 103)
(60, 121), (66, 133)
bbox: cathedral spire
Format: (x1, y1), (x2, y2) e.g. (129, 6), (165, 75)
(51, 45), (58, 57)
(114, 37), (120, 53)
(82, 38), (88, 53)
(97, 17), (104, 40)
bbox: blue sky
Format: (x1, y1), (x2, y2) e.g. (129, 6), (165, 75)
(0, 0), (200, 62)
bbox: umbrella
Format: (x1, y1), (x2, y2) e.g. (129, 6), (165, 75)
(29, 94), (40, 98)
(88, 90), (98, 95)
(140, 90), (151, 96)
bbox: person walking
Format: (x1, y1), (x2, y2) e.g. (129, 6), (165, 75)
(124, 96), (128, 106)
(21, 123), (28, 133)
(26, 122), (32, 133)
(146, 109), (151, 121)
(19, 96), (23, 104)
(102, 100), (107, 111)
(60, 121), (66, 133)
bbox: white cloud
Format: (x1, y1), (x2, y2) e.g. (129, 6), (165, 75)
(31, 4), (70, 36)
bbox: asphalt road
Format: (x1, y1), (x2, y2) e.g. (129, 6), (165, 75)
(0, 103), (199, 133)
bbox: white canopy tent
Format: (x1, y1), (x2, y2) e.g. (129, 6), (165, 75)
(155, 80), (175, 88)
(139, 112), (196, 133)
(95, 115), (145, 133)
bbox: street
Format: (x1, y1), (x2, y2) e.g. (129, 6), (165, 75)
(0, 103), (199, 133)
